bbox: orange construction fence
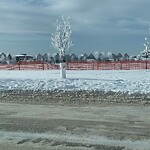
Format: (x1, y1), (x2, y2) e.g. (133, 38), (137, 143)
(67, 61), (150, 70)
(0, 60), (150, 70)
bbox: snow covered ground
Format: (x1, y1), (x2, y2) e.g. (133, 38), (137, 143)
(0, 70), (150, 94)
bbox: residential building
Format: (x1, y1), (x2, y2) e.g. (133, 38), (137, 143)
(116, 53), (123, 61)
(70, 53), (78, 62)
(36, 54), (43, 61)
(87, 53), (96, 61)
(43, 53), (48, 62)
(123, 53), (129, 61)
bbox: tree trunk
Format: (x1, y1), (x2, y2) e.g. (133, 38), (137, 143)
(60, 63), (66, 78)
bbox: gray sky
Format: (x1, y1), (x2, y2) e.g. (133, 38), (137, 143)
(0, 0), (150, 56)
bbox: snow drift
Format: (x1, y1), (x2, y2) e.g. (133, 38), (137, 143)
(0, 70), (150, 94)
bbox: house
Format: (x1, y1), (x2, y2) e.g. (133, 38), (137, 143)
(70, 53), (78, 62)
(130, 55), (138, 60)
(14, 54), (33, 62)
(97, 53), (103, 61)
(123, 53), (129, 61)
(36, 54), (43, 61)
(0, 53), (6, 61)
(98, 53), (109, 61)
(87, 53), (96, 61)
(43, 53), (48, 62)
(6, 54), (13, 64)
(0, 52), (7, 64)
(111, 53), (117, 61)
(7, 54), (12, 61)
(79, 53), (88, 62)
(65, 54), (71, 62)
(116, 53), (123, 61)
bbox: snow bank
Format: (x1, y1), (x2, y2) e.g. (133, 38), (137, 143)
(0, 70), (150, 94)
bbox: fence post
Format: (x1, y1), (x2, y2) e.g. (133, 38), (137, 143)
(43, 58), (44, 70)
(92, 62), (94, 70)
(18, 61), (20, 70)
(120, 61), (122, 70)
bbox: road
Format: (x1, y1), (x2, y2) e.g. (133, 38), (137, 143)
(0, 102), (150, 150)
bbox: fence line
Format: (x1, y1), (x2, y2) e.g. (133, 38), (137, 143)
(0, 61), (150, 70)
(67, 61), (150, 70)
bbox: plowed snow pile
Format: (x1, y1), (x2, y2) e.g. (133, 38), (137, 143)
(0, 70), (150, 94)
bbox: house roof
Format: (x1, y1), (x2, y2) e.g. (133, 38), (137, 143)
(87, 54), (96, 59)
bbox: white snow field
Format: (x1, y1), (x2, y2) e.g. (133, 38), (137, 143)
(0, 70), (150, 94)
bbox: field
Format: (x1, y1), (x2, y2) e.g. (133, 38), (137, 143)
(0, 70), (150, 150)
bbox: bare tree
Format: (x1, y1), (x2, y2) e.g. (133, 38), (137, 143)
(51, 16), (73, 78)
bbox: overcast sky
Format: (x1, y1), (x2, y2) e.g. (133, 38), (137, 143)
(0, 0), (150, 56)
